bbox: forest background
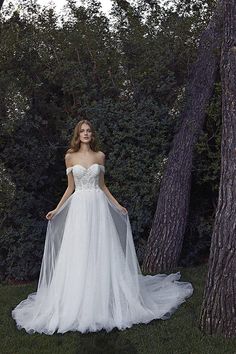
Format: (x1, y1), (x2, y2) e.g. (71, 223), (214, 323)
(0, 0), (221, 281)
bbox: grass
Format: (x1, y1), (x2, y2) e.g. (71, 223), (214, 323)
(1, 264), (236, 354)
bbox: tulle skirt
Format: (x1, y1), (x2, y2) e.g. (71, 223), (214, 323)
(12, 188), (194, 335)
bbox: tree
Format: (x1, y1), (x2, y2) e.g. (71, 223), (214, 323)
(0, 0), (4, 11)
(142, 0), (223, 273)
(199, 0), (236, 338)
(0, 0), (222, 281)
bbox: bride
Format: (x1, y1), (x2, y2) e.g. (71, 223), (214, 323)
(12, 119), (194, 335)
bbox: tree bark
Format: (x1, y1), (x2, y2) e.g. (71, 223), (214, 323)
(143, 1), (223, 273)
(199, 0), (236, 338)
(0, 1), (4, 11)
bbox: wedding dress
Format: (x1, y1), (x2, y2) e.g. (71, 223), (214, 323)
(12, 163), (194, 335)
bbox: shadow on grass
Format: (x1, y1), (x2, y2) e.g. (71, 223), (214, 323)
(74, 330), (138, 354)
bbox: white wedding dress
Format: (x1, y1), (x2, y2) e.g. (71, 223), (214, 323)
(12, 163), (194, 335)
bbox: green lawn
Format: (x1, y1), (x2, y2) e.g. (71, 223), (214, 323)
(1, 264), (236, 354)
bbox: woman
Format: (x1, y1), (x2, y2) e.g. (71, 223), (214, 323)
(12, 119), (194, 335)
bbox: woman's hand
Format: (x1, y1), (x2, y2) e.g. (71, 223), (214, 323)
(117, 205), (128, 215)
(46, 209), (58, 220)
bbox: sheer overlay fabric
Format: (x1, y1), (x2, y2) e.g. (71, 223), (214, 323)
(12, 164), (193, 334)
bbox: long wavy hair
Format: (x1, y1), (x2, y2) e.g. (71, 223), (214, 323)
(66, 119), (100, 153)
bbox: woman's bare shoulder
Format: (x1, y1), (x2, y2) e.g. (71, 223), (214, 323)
(65, 151), (74, 167)
(97, 151), (105, 164)
(97, 150), (105, 157)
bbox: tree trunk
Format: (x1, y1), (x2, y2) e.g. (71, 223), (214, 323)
(199, 0), (236, 338)
(143, 1), (223, 273)
(0, 1), (4, 10)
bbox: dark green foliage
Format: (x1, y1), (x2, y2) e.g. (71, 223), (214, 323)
(0, 0), (220, 280)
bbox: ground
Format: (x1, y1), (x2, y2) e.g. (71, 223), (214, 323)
(1, 264), (236, 354)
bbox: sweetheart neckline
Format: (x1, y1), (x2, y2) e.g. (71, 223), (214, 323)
(71, 163), (104, 170)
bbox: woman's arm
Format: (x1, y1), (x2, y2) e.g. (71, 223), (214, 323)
(99, 175), (121, 208)
(99, 152), (128, 214)
(46, 154), (75, 220)
(53, 180), (74, 212)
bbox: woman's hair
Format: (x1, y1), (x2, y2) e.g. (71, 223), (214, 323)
(66, 119), (99, 153)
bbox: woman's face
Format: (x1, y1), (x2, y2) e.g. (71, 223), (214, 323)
(79, 123), (92, 144)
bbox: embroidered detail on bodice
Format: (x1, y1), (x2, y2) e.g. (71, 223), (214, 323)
(66, 164), (105, 191)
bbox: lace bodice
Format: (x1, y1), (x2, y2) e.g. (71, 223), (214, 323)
(66, 163), (105, 191)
